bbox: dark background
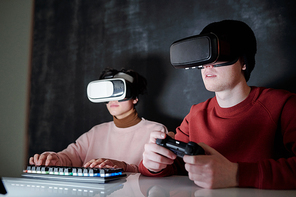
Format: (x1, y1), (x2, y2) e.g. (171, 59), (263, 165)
(28, 0), (296, 157)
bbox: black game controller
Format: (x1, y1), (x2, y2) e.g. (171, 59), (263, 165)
(156, 135), (205, 157)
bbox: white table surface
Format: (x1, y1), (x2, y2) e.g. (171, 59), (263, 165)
(2, 173), (296, 197)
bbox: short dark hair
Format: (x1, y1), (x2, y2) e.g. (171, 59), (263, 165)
(200, 20), (257, 81)
(99, 67), (147, 99)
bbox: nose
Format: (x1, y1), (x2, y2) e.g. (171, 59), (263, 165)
(106, 100), (117, 104)
(203, 64), (214, 69)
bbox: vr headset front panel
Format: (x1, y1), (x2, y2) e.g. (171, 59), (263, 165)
(87, 78), (127, 103)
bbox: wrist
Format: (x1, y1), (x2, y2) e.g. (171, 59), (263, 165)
(122, 161), (127, 171)
(233, 163), (239, 187)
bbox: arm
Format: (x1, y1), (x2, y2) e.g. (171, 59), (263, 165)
(139, 131), (176, 176)
(175, 123), (239, 189)
(183, 143), (238, 189)
(139, 131), (188, 176)
(238, 157), (296, 189)
(237, 94), (296, 189)
(28, 148), (81, 167)
(180, 124), (296, 189)
(238, 113), (296, 188)
(29, 129), (92, 167)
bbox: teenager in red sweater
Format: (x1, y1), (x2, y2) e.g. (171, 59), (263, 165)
(139, 20), (296, 189)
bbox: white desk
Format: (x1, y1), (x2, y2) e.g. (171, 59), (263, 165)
(2, 173), (296, 196)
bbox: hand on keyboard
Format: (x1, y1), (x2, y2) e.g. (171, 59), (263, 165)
(29, 152), (61, 166)
(84, 158), (127, 171)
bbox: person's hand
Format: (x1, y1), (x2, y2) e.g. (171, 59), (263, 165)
(142, 131), (177, 173)
(84, 158), (127, 171)
(29, 153), (61, 166)
(183, 142), (238, 189)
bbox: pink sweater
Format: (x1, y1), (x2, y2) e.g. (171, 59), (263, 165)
(47, 118), (168, 172)
(139, 87), (296, 189)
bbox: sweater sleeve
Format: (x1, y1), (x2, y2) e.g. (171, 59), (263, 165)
(39, 145), (83, 167)
(238, 157), (296, 189)
(56, 143), (85, 167)
(239, 94), (296, 189)
(53, 130), (91, 167)
(39, 151), (73, 166)
(40, 142), (85, 167)
(138, 157), (186, 177)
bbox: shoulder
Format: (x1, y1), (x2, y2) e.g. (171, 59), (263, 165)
(76, 121), (115, 140)
(87, 121), (115, 133)
(254, 86), (294, 95)
(251, 87), (296, 118)
(252, 86), (296, 103)
(139, 118), (168, 132)
(189, 97), (215, 114)
(73, 122), (114, 144)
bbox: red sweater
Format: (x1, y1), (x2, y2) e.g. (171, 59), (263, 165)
(139, 87), (296, 189)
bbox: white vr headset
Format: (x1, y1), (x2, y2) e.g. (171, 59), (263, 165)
(87, 72), (134, 103)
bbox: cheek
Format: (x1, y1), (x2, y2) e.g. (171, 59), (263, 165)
(122, 102), (134, 111)
(218, 66), (240, 80)
(106, 105), (111, 112)
(115, 100), (134, 112)
(229, 67), (244, 81)
(201, 70), (207, 82)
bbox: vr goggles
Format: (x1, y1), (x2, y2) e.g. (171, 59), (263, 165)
(87, 72), (134, 103)
(170, 33), (237, 69)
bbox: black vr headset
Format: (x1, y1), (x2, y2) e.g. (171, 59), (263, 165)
(87, 72), (134, 103)
(170, 33), (238, 69)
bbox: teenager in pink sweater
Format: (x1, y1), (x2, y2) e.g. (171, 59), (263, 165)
(29, 68), (168, 172)
(139, 20), (296, 189)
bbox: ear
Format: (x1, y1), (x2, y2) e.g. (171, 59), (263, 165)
(133, 98), (139, 104)
(239, 57), (246, 70)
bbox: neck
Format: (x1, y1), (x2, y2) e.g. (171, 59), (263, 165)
(115, 107), (134, 120)
(215, 83), (251, 108)
(113, 108), (141, 128)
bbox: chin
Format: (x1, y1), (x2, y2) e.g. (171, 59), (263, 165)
(205, 85), (224, 93)
(204, 84), (217, 92)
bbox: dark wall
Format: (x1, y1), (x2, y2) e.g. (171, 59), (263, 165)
(28, 0), (296, 157)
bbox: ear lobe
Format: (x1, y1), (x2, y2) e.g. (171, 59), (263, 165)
(239, 57), (246, 70)
(133, 98), (139, 104)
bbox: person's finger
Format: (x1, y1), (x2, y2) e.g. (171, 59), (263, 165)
(45, 154), (59, 166)
(84, 159), (97, 168)
(149, 131), (166, 143)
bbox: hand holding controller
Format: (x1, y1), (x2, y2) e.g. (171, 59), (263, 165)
(156, 135), (205, 157)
